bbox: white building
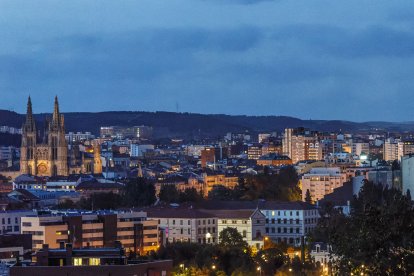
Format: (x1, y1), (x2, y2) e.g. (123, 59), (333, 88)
(0, 210), (37, 235)
(261, 202), (319, 246)
(147, 208), (217, 245)
(310, 242), (337, 266)
(130, 144), (155, 157)
(401, 155), (414, 196)
(302, 167), (347, 202)
(215, 209), (266, 250)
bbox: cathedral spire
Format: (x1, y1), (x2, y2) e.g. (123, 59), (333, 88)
(52, 95), (60, 125)
(25, 96), (35, 130)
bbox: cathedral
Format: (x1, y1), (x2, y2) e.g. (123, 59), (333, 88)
(20, 96), (102, 177)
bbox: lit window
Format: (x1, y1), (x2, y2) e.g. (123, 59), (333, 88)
(73, 258), (82, 266)
(89, 258), (100, 266)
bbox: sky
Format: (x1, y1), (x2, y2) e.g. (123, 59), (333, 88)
(1, 0), (414, 122)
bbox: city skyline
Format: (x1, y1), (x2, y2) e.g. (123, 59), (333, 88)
(1, 1), (414, 121)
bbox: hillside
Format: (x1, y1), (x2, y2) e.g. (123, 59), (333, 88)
(0, 110), (413, 140)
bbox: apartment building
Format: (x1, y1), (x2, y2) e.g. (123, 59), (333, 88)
(260, 202), (319, 246)
(301, 167), (347, 202)
(383, 139), (399, 161)
(147, 208), (217, 245)
(283, 128), (322, 164)
(0, 210), (37, 235)
(21, 211), (159, 255)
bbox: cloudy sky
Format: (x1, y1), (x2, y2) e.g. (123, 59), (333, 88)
(1, 0), (414, 121)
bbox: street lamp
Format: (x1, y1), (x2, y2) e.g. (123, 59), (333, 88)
(257, 266), (262, 276)
(212, 265), (216, 270)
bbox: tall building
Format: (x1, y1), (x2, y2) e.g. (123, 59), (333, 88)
(383, 138), (399, 161)
(283, 128), (322, 164)
(20, 97), (69, 177)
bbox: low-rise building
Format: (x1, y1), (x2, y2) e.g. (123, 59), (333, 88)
(21, 211), (160, 255)
(261, 201), (319, 247)
(257, 154), (292, 167)
(0, 210), (37, 235)
(147, 207), (217, 245)
(214, 209), (265, 251)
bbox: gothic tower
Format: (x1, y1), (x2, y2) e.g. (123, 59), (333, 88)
(20, 96), (37, 175)
(47, 96), (68, 176)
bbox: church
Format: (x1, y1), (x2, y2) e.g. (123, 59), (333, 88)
(20, 96), (102, 177)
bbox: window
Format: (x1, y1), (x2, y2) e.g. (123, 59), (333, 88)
(277, 228), (281, 233)
(296, 211), (299, 216)
(242, 230), (247, 238)
(180, 220), (183, 225)
(15, 217), (18, 224)
(265, 227), (269, 233)
(296, 219), (299, 224)
(73, 258), (83, 266)
(22, 222), (32, 227)
(271, 228), (275, 233)
(89, 258), (100, 266)
(277, 219), (281, 224)
(271, 219), (275, 224)
(188, 220), (191, 225)
(173, 220), (175, 225)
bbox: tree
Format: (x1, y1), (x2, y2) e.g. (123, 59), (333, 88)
(56, 199), (76, 209)
(179, 188), (203, 202)
(123, 177), (156, 207)
(313, 181), (414, 275)
(158, 185), (180, 203)
(255, 248), (286, 275)
(305, 189), (312, 204)
(219, 227), (248, 249)
(208, 185), (234, 201)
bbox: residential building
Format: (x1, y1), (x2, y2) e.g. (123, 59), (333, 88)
(147, 207), (217, 244)
(214, 209), (265, 251)
(130, 144), (155, 157)
(0, 210), (37, 235)
(10, 245), (172, 276)
(257, 154), (292, 167)
(283, 128), (322, 164)
(261, 202), (319, 246)
(383, 139), (399, 161)
(301, 167), (347, 202)
(401, 155), (414, 196)
(0, 234), (32, 266)
(247, 144), (262, 160)
(21, 211), (159, 255)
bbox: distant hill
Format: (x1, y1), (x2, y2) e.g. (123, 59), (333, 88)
(0, 109), (413, 140)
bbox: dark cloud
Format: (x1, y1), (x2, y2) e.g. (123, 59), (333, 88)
(1, 1), (414, 121)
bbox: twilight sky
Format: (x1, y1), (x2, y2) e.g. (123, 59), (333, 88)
(1, 0), (414, 121)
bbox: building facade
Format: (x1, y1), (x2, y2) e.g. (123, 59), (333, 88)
(20, 97), (69, 177)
